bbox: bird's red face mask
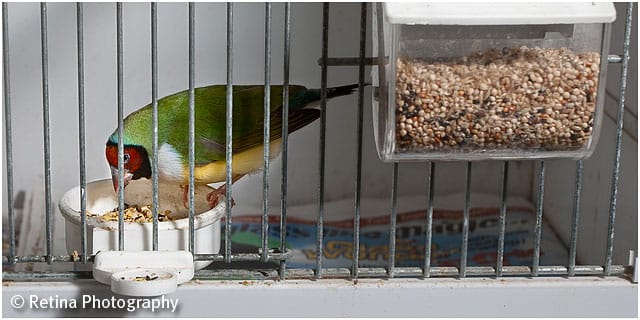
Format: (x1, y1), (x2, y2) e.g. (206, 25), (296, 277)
(105, 142), (151, 192)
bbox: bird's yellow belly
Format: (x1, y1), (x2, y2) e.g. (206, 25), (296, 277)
(185, 139), (283, 184)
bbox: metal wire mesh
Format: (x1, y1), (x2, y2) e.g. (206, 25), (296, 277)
(1, 2), (635, 282)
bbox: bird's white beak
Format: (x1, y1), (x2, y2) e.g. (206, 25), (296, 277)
(110, 166), (133, 193)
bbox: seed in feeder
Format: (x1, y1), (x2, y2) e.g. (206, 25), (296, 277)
(395, 46), (599, 153)
(98, 205), (175, 223)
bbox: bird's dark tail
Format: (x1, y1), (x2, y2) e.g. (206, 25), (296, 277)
(291, 84), (367, 109)
(326, 83), (362, 99)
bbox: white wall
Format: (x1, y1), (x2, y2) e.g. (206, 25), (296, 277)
(2, 3), (634, 266)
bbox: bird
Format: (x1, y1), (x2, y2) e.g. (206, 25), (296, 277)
(105, 84), (360, 209)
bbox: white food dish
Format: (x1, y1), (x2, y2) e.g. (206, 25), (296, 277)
(59, 178), (224, 270)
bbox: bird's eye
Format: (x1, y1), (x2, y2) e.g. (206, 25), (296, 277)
(123, 153), (130, 164)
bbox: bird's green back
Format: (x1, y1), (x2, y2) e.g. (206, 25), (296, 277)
(112, 85), (317, 164)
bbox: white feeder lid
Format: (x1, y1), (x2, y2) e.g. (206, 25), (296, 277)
(384, 2), (616, 25)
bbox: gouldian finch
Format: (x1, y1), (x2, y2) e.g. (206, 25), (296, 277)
(105, 84), (359, 208)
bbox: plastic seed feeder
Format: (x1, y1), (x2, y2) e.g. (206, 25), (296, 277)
(372, 3), (616, 161)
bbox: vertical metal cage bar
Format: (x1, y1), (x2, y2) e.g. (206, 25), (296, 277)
(374, 3), (387, 111)
(496, 161), (509, 277)
(151, 2), (159, 251)
(316, 2), (329, 278)
(224, 2), (234, 264)
(459, 162), (472, 278)
(423, 162), (435, 277)
(279, 2), (291, 279)
(2, 2), (16, 263)
(188, 2), (196, 254)
(261, 2), (272, 262)
(352, 2), (367, 280)
(605, 2), (634, 276)
(388, 163), (399, 277)
(532, 160), (546, 276)
(76, 3), (88, 263)
(40, 2), (53, 263)
(116, 2), (125, 251)
(568, 160), (583, 276)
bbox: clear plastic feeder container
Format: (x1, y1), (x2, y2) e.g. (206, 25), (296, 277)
(372, 3), (616, 161)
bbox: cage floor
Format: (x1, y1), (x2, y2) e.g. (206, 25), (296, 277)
(209, 193), (568, 270)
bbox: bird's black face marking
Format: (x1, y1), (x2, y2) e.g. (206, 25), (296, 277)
(130, 146), (151, 180)
(105, 141), (152, 181)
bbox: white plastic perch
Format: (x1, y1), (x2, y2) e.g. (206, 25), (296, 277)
(93, 250), (194, 296)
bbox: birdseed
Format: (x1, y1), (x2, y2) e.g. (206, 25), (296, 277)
(395, 46), (600, 154)
(88, 204), (175, 223)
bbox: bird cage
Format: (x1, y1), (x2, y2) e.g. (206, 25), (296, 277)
(2, 2), (637, 317)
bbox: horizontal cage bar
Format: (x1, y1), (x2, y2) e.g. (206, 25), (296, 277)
(2, 265), (629, 282)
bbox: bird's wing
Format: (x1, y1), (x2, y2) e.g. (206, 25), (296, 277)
(166, 85), (318, 165)
(227, 85), (318, 150)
